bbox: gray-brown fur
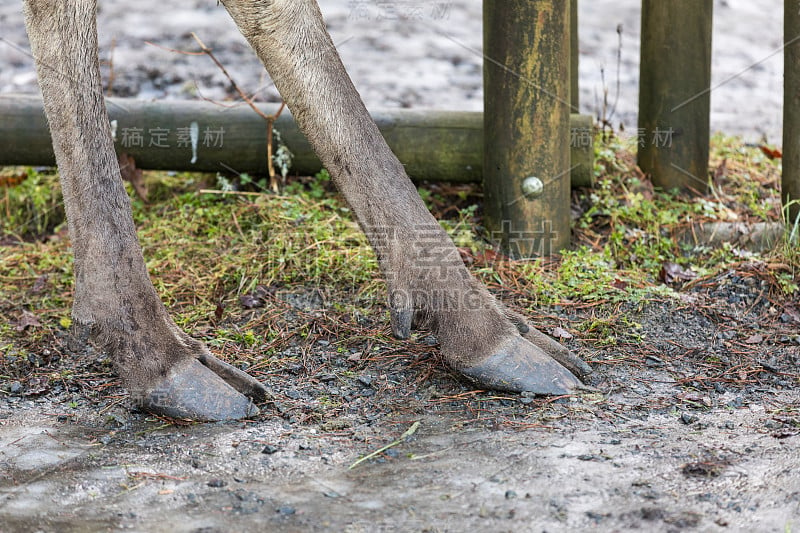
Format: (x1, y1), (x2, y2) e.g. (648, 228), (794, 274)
(23, 0), (585, 419)
(23, 0), (192, 390)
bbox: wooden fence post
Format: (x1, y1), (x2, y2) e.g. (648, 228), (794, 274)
(638, 0), (713, 193)
(784, 1), (800, 224)
(571, 0), (579, 112)
(483, 0), (571, 257)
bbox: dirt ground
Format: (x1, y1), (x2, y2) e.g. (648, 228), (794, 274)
(1, 1), (798, 532)
(1, 278), (799, 532)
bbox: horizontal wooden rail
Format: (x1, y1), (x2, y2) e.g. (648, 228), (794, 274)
(0, 95), (594, 187)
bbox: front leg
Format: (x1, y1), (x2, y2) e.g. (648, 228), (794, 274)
(23, 0), (268, 420)
(222, 0), (589, 394)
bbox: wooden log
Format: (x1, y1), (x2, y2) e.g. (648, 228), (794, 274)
(0, 94), (593, 187)
(676, 222), (786, 253)
(638, 0), (713, 193)
(570, 0), (579, 112)
(784, 3), (800, 224)
(483, 0), (572, 257)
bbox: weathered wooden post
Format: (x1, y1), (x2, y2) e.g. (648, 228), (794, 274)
(484, 0), (571, 257)
(784, 1), (800, 224)
(638, 1), (713, 193)
(570, 0), (579, 112)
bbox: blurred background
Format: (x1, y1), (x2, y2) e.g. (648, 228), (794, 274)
(0, 0), (784, 141)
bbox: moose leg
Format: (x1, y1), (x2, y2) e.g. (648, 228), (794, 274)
(222, 0), (591, 393)
(23, 0), (268, 420)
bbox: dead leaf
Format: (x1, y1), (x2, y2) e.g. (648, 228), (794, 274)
(458, 247), (474, 266)
(676, 392), (712, 407)
(713, 158), (728, 184)
(15, 310), (41, 331)
(659, 262), (697, 284)
(474, 249), (512, 267)
(759, 145), (782, 159)
(611, 278), (629, 290)
(119, 152), (148, 201)
(0, 170), (28, 188)
(31, 275), (48, 294)
(551, 326), (573, 340)
(744, 333), (763, 344)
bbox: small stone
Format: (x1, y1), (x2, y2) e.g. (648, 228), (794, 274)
(262, 445), (279, 455)
(505, 490), (517, 500)
(680, 413), (699, 425)
(284, 389), (301, 400)
(207, 478), (226, 488)
(277, 506), (296, 515)
(9, 381), (22, 394)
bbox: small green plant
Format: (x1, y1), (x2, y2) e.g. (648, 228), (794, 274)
(0, 169), (65, 238)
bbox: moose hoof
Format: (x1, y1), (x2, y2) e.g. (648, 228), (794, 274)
(137, 359), (260, 421)
(460, 336), (582, 395)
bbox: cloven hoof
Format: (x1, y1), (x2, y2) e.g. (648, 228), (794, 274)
(460, 335), (584, 395)
(137, 359), (260, 421)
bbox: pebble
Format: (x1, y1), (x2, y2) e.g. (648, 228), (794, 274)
(262, 445), (279, 455)
(207, 478), (227, 488)
(680, 412), (699, 425)
(284, 389), (301, 400)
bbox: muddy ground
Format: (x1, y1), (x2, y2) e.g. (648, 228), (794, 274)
(1, 273), (799, 532)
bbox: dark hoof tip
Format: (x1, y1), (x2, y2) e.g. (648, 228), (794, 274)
(460, 336), (582, 395)
(136, 359), (259, 421)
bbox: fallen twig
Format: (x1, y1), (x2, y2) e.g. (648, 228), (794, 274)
(190, 33), (286, 192)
